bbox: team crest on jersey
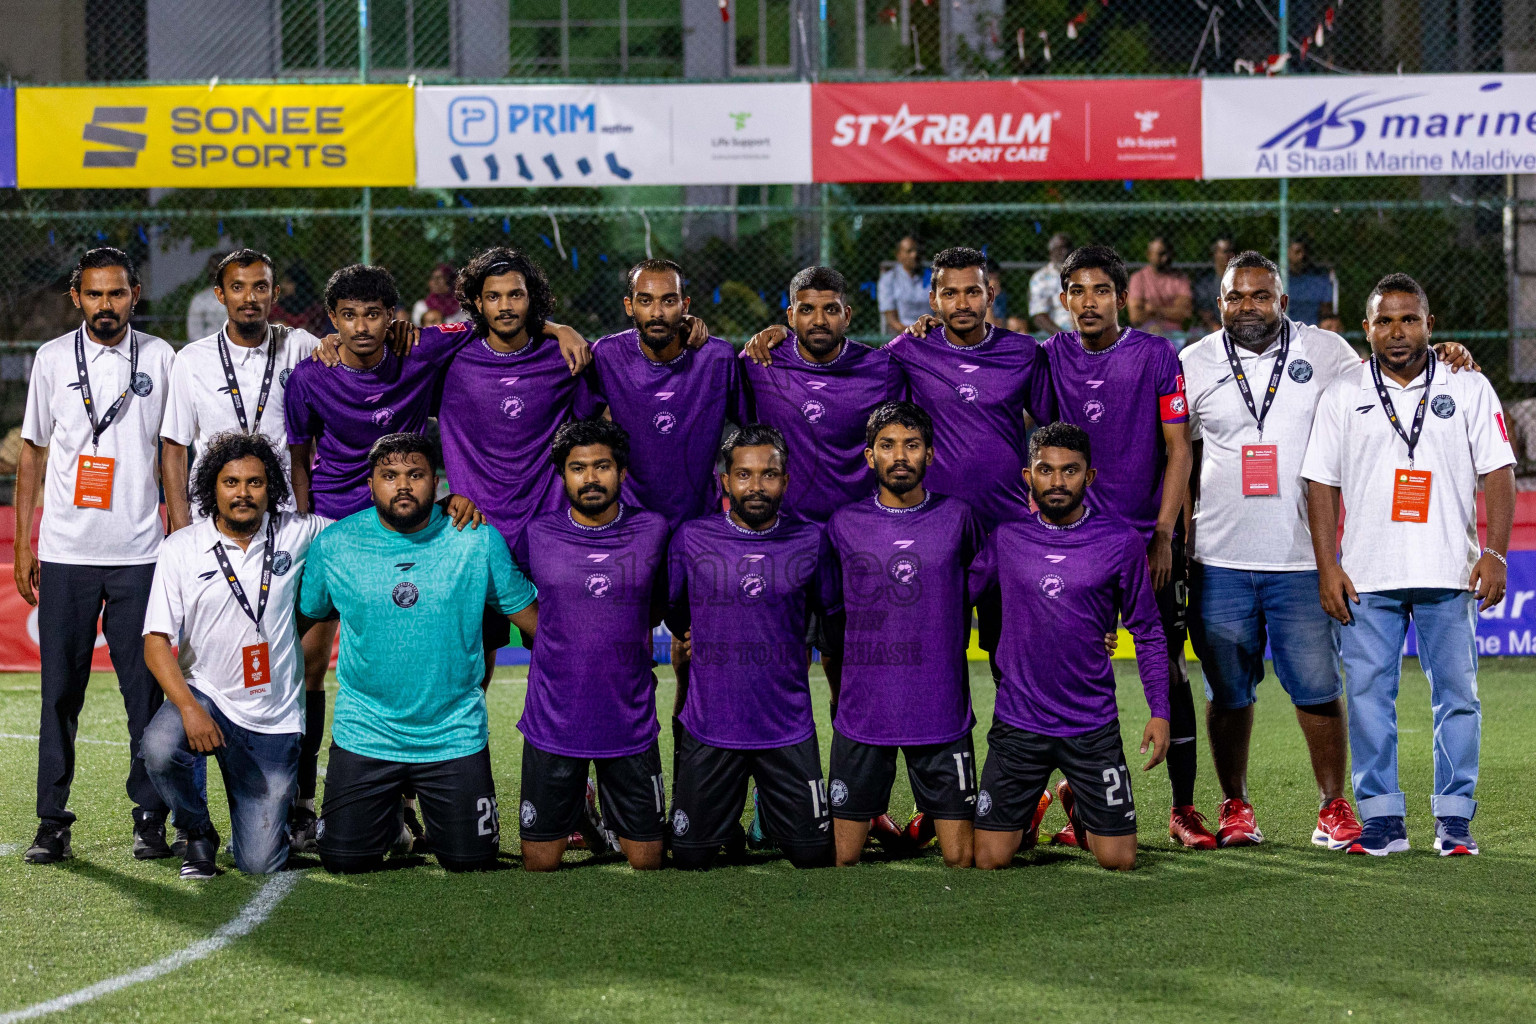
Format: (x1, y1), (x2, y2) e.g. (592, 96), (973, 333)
(439, 320), (471, 334)
(501, 396), (525, 420)
(652, 411), (677, 434)
(801, 399), (826, 424)
(520, 800), (536, 827)
(1432, 394), (1457, 419)
(1287, 359), (1313, 383)
(672, 809), (690, 836)
(977, 789), (992, 816)
(1040, 573), (1065, 599)
(829, 779), (848, 807)
(278, 368), (292, 388)
(585, 572), (613, 598)
(371, 407), (395, 428)
(956, 383), (980, 404)
(392, 581), (419, 608)
(272, 551), (293, 576)
(1082, 399), (1106, 423)
(890, 556), (919, 586)
(130, 371), (154, 397)
(740, 573), (767, 600)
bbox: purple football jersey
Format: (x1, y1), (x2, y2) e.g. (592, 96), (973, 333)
(1043, 328), (1188, 539)
(589, 331), (745, 529)
(827, 492), (986, 746)
(284, 323), (472, 519)
(967, 507), (1169, 736)
(437, 333), (598, 551)
(884, 324), (1055, 531)
(668, 512), (841, 750)
(517, 504), (670, 759)
(741, 334), (891, 524)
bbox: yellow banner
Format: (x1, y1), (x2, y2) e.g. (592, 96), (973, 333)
(16, 84), (413, 188)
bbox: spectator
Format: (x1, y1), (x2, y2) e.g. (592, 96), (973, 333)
(1286, 236), (1338, 327)
(411, 263), (464, 326)
(1028, 232), (1074, 336)
(1193, 236), (1235, 334)
(184, 252), (230, 341)
(420, 307), (446, 328)
(985, 258), (1009, 327)
(1127, 236), (1193, 341)
(877, 234), (929, 335)
(269, 263), (332, 337)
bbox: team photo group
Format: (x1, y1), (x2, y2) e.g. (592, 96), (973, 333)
(15, 233), (1515, 879)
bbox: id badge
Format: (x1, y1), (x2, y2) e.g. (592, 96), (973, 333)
(1390, 469), (1432, 523)
(1241, 444), (1280, 495)
(242, 642), (272, 693)
(73, 454), (115, 509)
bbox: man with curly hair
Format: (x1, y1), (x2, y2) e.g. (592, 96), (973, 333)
(140, 432), (329, 878)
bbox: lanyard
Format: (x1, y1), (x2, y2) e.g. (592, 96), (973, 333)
(1222, 320), (1288, 439)
(73, 326), (138, 452)
(209, 515), (276, 637)
(217, 327), (279, 435)
(1369, 353), (1434, 466)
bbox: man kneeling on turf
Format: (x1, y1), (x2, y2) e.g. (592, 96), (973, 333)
(969, 422), (1170, 871)
(299, 433), (539, 873)
(143, 432), (331, 877)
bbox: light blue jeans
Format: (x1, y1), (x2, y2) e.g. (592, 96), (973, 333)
(142, 690), (300, 874)
(1340, 588), (1480, 822)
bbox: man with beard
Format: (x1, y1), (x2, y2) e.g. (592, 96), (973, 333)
(298, 434), (538, 873)
(1303, 275), (1514, 858)
(666, 425), (840, 870)
(141, 432), (327, 878)
(18, 248), (178, 865)
(514, 420), (671, 872)
(1038, 244), (1209, 850)
(1183, 253), (1478, 850)
(825, 402), (987, 867)
(970, 422), (1170, 872)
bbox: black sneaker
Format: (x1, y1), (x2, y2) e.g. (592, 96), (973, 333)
(402, 803), (428, 855)
(180, 826), (221, 880)
(288, 806), (319, 855)
(132, 809), (175, 860)
(171, 827), (189, 858)
(24, 821), (72, 864)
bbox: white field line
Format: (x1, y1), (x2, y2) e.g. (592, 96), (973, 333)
(0, 733), (127, 747)
(0, 844), (17, 857)
(0, 872), (301, 1023)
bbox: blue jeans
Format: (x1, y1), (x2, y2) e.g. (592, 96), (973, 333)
(1340, 588), (1480, 822)
(142, 690), (300, 874)
(1189, 564), (1343, 710)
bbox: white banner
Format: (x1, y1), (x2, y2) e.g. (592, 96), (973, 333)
(415, 84), (812, 188)
(1202, 74), (1536, 179)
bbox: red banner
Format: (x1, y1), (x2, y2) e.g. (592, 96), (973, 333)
(811, 80), (1202, 183)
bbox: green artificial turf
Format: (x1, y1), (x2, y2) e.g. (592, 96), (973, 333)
(1, 661), (1534, 1024)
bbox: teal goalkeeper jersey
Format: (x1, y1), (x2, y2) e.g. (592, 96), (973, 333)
(298, 505), (537, 763)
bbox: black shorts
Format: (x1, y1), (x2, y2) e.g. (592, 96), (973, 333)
(804, 610), (830, 654)
(669, 724), (832, 858)
(518, 738), (667, 843)
(828, 729), (977, 821)
(974, 720), (1138, 838)
(482, 606), (512, 653)
(317, 743), (500, 871)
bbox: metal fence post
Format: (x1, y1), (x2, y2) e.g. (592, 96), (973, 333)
(1276, 0), (1289, 287)
(359, 0), (373, 266)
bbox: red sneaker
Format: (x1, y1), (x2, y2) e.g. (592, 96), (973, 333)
(1054, 780), (1089, 850)
(903, 812), (937, 849)
(1312, 797), (1363, 850)
(1021, 790), (1053, 850)
(1050, 822), (1078, 847)
(870, 813), (908, 853)
(1215, 798), (1264, 848)
(1169, 805), (1218, 849)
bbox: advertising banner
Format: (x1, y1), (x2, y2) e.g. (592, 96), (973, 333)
(15, 84), (414, 188)
(415, 84), (812, 188)
(811, 79), (1202, 183)
(1202, 73), (1536, 179)
(0, 88), (14, 188)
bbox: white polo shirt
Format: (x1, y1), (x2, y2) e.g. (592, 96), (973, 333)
(1301, 358), (1515, 593)
(143, 511), (330, 734)
(1182, 320), (1360, 570)
(21, 325), (176, 565)
(161, 324), (319, 507)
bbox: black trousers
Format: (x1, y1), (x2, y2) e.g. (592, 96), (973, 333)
(36, 560), (166, 825)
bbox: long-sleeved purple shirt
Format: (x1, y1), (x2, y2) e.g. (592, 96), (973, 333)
(967, 506), (1169, 736)
(741, 334), (892, 524)
(885, 324), (1056, 531)
(668, 511), (841, 750)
